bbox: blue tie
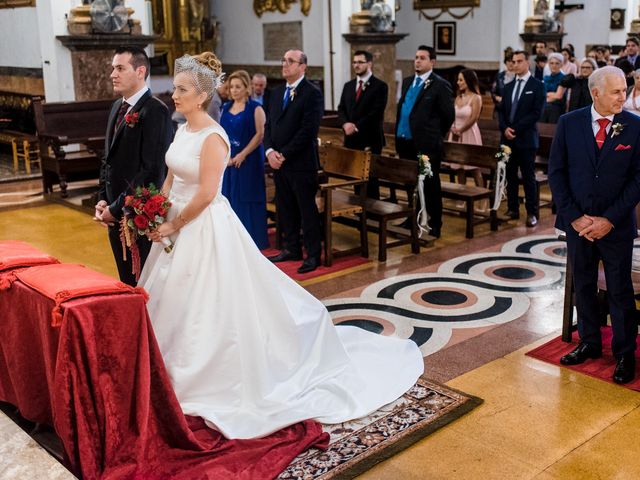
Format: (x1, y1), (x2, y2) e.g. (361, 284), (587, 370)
(413, 77), (423, 89)
(282, 86), (292, 110)
(509, 79), (523, 123)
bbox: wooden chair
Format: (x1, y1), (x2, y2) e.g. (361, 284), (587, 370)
(317, 144), (371, 267)
(12, 136), (40, 174)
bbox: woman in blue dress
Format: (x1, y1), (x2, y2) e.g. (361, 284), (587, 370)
(220, 70), (269, 249)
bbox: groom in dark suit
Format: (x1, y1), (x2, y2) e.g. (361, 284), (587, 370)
(549, 66), (640, 384)
(497, 50), (545, 228)
(395, 45), (454, 238)
(95, 46), (173, 286)
(337, 50), (388, 199)
(264, 49), (324, 274)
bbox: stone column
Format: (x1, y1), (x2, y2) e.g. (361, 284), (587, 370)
(343, 32), (408, 123)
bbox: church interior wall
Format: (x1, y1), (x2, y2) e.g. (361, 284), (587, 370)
(0, 6), (44, 95)
(394, 0), (503, 71)
(209, 0), (326, 72)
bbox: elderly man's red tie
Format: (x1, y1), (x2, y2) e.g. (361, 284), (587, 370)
(595, 118), (610, 149)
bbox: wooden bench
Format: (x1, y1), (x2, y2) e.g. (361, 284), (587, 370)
(365, 155), (421, 261)
(317, 144), (370, 266)
(441, 142), (500, 239)
(33, 97), (112, 197)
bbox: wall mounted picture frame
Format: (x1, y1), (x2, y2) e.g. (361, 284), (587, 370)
(434, 21), (456, 55)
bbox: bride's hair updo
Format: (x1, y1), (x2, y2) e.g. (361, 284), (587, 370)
(174, 51), (225, 109)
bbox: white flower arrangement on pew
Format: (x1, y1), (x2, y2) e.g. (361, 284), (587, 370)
(415, 154), (433, 237)
(492, 144), (511, 211)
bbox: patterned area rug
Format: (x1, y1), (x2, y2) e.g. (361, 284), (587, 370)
(278, 379), (482, 479)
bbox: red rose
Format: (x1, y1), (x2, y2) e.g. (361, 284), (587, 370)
(132, 198), (143, 210)
(124, 195), (133, 206)
(141, 188), (150, 197)
(158, 206), (167, 217)
(151, 194), (165, 204)
(133, 214), (149, 229)
(143, 200), (160, 218)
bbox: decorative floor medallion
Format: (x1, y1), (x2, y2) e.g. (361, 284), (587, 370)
(326, 235), (567, 356)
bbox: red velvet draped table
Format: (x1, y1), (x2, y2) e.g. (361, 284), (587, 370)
(0, 263), (328, 479)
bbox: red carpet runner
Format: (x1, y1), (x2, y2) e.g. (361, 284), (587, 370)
(526, 327), (640, 392)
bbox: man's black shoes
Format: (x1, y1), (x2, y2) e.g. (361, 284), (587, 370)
(613, 355), (636, 384)
(297, 256), (320, 274)
(267, 250), (302, 263)
(560, 343), (602, 365)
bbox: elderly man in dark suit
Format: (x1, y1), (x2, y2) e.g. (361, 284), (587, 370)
(395, 45), (454, 238)
(497, 50), (546, 227)
(549, 66), (640, 384)
(95, 46), (173, 286)
(264, 49), (324, 274)
(337, 49), (388, 199)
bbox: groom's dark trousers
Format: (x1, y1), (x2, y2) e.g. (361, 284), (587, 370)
(99, 90), (173, 286)
(549, 107), (640, 357)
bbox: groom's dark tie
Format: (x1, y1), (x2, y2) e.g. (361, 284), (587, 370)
(114, 101), (129, 134)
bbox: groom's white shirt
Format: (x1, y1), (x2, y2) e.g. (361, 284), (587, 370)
(122, 85), (149, 114)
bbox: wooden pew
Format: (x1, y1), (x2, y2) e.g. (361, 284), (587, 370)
(33, 97), (112, 197)
(317, 144), (371, 266)
(366, 155), (421, 261)
(441, 142), (500, 239)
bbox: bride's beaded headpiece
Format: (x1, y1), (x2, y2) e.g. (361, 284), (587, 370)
(174, 54), (224, 98)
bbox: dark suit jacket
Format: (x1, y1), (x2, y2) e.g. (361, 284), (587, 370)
(548, 107), (640, 238)
(254, 89), (271, 117)
(337, 75), (388, 153)
(497, 76), (545, 149)
(615, 55), (640, 70)
(264, 78), (324, 172)
(395, 73), (455, 154)
(99, 90), (173, 219)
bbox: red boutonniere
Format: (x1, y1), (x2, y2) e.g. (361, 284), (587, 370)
(124, 112), (140, 128)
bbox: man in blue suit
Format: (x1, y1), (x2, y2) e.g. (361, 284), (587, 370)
(497, 50), (545, 227)
(549, 66), (640, 384)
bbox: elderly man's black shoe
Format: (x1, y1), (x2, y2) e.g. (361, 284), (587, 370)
(297, 256), (320, 274)
(267, 250), (302, 263)
(560, 343), (602, 365)
(613, 355), (635, 384)
(505, 210), (520, 220)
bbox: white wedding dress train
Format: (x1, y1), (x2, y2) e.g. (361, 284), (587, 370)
(139, 124), (424, 439)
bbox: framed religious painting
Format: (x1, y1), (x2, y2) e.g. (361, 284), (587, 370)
(434, 22), (456, 55)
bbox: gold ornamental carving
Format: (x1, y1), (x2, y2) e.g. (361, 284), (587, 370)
(254, 0), (311, 18)
(0, 0), (35, 7)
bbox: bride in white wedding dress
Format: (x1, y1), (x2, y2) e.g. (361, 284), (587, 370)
(139, 52), (423, 440)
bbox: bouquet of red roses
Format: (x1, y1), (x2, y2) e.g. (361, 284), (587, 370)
(119, 183), (172, 281)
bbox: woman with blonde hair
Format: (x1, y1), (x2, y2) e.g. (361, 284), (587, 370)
(220, 69), (268, 248)
(139, 51), (423, 444)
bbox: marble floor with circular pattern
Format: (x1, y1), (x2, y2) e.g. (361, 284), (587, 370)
(325, 234), (568, 359)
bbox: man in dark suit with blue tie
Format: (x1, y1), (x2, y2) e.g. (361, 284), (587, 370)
(264, 49), (324, 274)
(549, 66), (640, 384)
(95, 46), (173, 286)
(395, 45), (454, 238)
(497, 50), (545, 228)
